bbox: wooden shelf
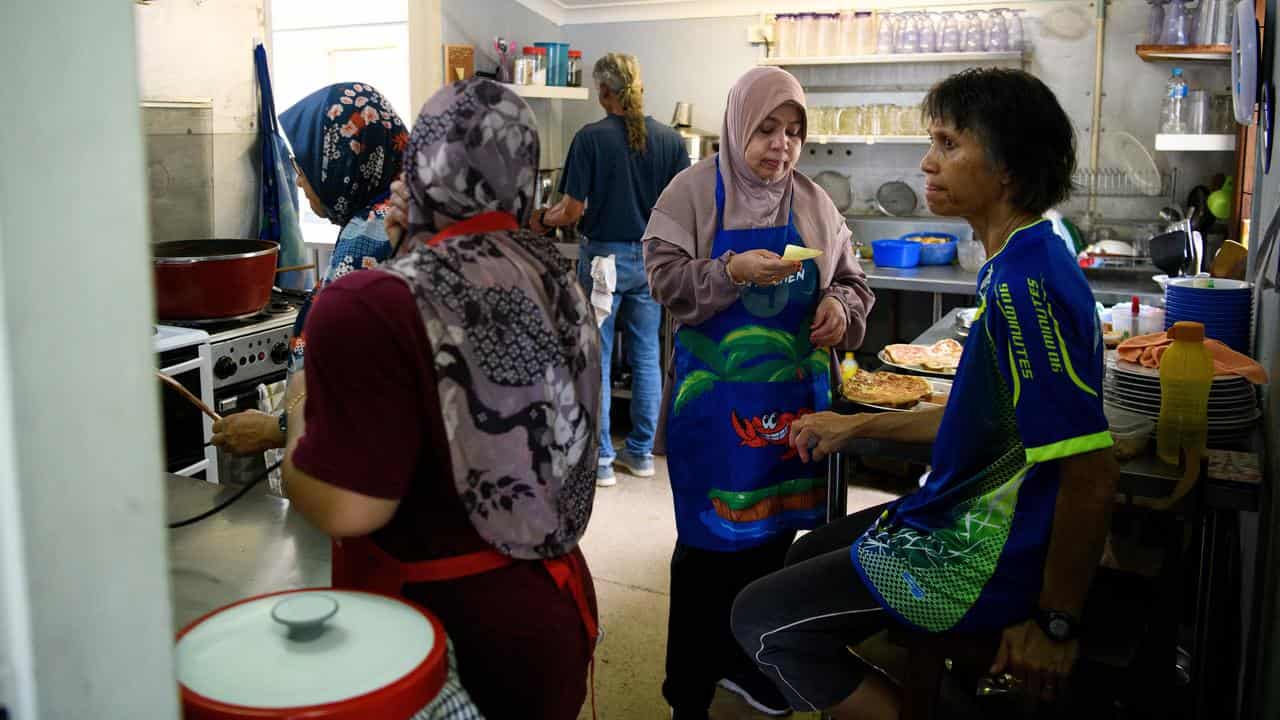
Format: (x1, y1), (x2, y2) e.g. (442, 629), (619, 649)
(1135, 44), (1232, 62)
(501, 84), (589, 100)
(808, 134), (930, 145)
(760, 51), (1026, 67)
(1154, 133), (1237, 151)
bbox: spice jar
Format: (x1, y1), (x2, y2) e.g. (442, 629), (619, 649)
(521, 46), (547, 86)
(514, 47), (536, 85)
(567, 50), (583, 87)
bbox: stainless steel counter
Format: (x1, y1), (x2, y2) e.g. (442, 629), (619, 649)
(859, 260), (1166, 307)
(166, 473), (329, 630)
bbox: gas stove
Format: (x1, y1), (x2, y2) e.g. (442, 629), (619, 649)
(157, 289), (306, 391)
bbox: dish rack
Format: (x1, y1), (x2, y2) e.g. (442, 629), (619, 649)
(1073, 167), (1178, 201)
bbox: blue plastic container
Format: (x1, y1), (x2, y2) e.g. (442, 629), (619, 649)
(871, 239), (921, 268)
(900, 232), (959, 266)
(536, 42), (570, 86)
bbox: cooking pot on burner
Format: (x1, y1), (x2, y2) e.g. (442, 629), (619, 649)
(153, 240), (279, 323)
(176, 589), (448, 719)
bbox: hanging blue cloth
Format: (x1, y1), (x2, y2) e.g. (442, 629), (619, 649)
(253, 42), (312, 292)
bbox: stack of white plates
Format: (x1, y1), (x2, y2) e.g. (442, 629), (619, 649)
(1104, 359), (1259, 445)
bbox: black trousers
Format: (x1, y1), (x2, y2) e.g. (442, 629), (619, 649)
(731, 502), (894, 711)
(662, 532), (795, 712)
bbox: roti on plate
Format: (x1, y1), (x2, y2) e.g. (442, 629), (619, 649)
(844, 371), (934, 409)
(885, 339), (963, 372)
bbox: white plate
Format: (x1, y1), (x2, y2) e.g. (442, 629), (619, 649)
(877, 349), (957, 377)
(845, 378), (953, 414)
(1113, 359), (1249, 382)
(1166, 277), (1254, 292)
(1104, 397), (1260, 428)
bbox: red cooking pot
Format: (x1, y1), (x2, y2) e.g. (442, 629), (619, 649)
(154, 240), (279, 322)
(176, 589), (448, 719)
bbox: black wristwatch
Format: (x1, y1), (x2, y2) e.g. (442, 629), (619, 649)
(278, 411), (288, 438)
(1036, 609), (1079, 643)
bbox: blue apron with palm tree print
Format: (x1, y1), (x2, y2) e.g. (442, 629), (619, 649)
(666, 160), (831, 552)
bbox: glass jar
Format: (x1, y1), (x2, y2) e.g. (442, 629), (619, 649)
(515, 46), (537, 85)
(1005, 9), (1025, 51)
(986, 10), (1010, 52)
(940, 12), (963, 52)
(774, 14), (797, 58)
(918, 12), (938, 53)
(854, 12), (875, 55)
(567, 50), (583, 87)
(530, 46), (548, 85)
(797, 13), (819, 57)
(816, 13), (840, 57)
(895, 12), (920, 54)
(962, 11), (985, 52)
(837, 10), (858, 56)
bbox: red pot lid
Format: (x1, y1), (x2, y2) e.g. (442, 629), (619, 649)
(176, 589), (447, 719)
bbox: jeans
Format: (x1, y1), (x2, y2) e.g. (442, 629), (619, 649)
(576, 239), (662, 464)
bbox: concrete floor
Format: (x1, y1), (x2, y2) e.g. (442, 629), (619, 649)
(575, 455), (899, 720)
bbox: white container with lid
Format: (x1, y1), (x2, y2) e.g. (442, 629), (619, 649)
(176, 589), (448, 719)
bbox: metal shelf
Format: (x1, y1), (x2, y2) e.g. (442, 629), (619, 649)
(760, 51), (1026, 67)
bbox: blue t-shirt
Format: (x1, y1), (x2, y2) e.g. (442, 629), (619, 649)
(852, 219), (1113, 633)
(559, 115), (690, 243)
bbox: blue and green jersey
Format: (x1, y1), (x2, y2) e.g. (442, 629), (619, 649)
(852, 219), (1113, 632)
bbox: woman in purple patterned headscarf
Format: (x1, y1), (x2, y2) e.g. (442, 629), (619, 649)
(282, 78), (602, 719)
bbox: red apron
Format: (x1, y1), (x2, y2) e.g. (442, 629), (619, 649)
(332, 209), (600, 711)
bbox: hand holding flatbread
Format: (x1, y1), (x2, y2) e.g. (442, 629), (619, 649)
(782, 244), (823, 261)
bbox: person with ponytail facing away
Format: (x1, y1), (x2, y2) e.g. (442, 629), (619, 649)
(532, 53), (690, 488)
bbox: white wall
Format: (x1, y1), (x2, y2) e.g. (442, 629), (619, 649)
(0, 1), (178, 718)
(134, 0), (268, 239)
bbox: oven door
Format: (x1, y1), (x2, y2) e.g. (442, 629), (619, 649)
(158, 347), (209, 478)
(214, 371), (288, 486)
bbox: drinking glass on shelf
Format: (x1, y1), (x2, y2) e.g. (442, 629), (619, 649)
(918, 12), (938, 52)
(940, 12), (963, 52)
(796, 13), (817, 56)
(838, 106), (862, 135)
(895, 12), (920, 54)
(837, 10), (858, 56)
(1160, 0), (1191, 45)
(774, 14), (797, 58)
(854, 12), (876, 55)
(1187, 90), (1210, 134)
(877, 13), (898, 54)
(986, 10), (1009, 52)
(810, 106), (830, 136)
(817, 13), (840, 57)
(1005, 9), (1025, 51)
(963, 12), (985, 52)
(1211, 93), (1235, 133)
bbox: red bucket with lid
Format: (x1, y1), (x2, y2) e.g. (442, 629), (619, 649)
(176, 589), (447, 719)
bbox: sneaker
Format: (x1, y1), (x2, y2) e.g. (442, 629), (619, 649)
(718, 675), (792, 717)
(596, 464), (617, 487)
(613, 449), (655, 478)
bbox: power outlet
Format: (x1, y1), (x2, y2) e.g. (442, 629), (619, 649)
(747, 24), (773, 44)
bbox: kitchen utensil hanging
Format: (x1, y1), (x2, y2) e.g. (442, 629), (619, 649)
(874, 181), (917, 217)
(813, 171), (853, 213)
(1233, 0), (1260, 125)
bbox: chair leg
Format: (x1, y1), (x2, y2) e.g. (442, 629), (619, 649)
(900, 643), (945, 720)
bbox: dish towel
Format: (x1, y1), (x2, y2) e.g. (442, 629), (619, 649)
(1117, 332), (1270, 384)
(589, 255), (616, 328)
(254, 43), (313, 292)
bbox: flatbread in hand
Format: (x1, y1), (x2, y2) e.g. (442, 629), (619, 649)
(782, 244), (823, 261)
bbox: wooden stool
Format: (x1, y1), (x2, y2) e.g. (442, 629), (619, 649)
(887, 626), (1000, 720)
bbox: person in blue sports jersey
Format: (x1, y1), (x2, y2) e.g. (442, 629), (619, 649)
(731, 68), (1120, 719)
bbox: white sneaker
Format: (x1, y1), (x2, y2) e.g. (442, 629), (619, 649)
(614, 450), (656, 478)
(596, 464), (617, 487)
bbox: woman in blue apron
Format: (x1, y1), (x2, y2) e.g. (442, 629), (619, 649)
(643, 67), (875, 719)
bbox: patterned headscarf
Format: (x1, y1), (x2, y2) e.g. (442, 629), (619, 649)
(380, 79), (601, 560)
(280, 82), (409, 226)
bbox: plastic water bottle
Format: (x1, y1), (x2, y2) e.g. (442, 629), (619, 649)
(1157, 321), (1214, 465)
(1160, 68), (1189, 134)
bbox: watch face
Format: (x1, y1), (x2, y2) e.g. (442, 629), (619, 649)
(1049, 617), (1070, 640)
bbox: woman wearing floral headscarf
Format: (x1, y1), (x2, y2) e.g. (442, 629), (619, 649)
(282, 78), (601, 719)
(211, 82), (408, 456)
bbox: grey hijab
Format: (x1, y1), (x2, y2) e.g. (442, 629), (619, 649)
(380, 79), (601, 559)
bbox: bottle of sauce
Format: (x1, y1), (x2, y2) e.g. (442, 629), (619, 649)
(1157, 321), (1214, 465)
(841, 352), (860, 384)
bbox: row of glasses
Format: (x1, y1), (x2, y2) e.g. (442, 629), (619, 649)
(809, 104), (925, 137)
(879, 9), (1024, 54)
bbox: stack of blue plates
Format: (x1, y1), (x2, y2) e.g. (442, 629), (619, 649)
(1164, 278), (1253, 353)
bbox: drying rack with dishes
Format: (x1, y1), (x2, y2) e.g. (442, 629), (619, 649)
(1103, 357), (1260, 446)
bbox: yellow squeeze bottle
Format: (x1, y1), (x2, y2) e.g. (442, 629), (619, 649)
(1156, 322), (1214, 465)
(841, 352), (859, 383)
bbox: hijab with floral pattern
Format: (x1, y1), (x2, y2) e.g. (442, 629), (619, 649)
(280, 82), (409, 227)
(379, 78), (600, 560)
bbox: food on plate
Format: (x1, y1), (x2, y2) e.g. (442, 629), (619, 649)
(885, 338), (964, 372)
(844, 370), (934, 409)
(782, 244), (823, 261)
(708, 477), (825, 523)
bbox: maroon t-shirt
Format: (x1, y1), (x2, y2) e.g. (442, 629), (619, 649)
(293, 271), (593, 719)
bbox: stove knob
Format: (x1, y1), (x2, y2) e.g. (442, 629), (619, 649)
(214, 357), (237, 380)
(271, 342), (289, 365)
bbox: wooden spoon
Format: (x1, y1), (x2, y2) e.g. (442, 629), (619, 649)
(275, 264), (316, 275)
(156, 371), (222, 422)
